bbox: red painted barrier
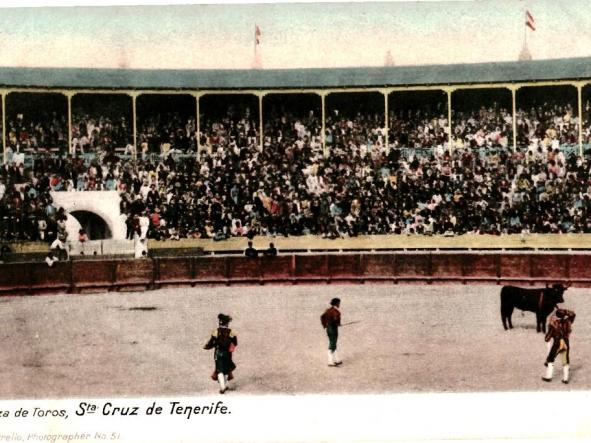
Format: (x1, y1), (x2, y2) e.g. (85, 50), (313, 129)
(395, 254), (430, 278)
(155, 257), (193, 285)
(227, 256), (262, 283)
(462, 254), (499, 279)
(499, 255), (530, 278)
(328, 255), (361, 280)
(294, 255), (328, 280)
(0, 252), (589, 295)
(72, 260), (114, 291)
(0, 263), (30, 292)
(30, 262), (71, 291)
(530, 254), (567, 280)
(565, 255), (591, 283)
(260, 256), (293, 281)
(430, 254), (464, 278)
(115, 259), (153, 289)
(194, 257), (228, 283)
(360, 254), (396, 279)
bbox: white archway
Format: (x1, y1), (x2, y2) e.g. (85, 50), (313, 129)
(50, 191), (126, 240)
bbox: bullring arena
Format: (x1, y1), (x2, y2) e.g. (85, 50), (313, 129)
(3, 57), (591, 401)
(1, 281), (591, 398)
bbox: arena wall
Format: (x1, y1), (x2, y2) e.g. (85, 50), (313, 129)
(1, 252), (590, 295)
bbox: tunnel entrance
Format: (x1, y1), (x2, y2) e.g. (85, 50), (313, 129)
(70, 211), (112, 240)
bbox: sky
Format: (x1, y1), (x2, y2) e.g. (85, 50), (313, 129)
(0, 0), (590, 70)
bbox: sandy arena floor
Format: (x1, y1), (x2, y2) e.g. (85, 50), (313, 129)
(0, 283), (588, 398)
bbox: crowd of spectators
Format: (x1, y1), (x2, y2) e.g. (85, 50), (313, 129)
(263, 107), (322, 150)
(516, 101), (579, 152)
(71, 113), (132, 156)
(326, 110), (386, 158)
(137, 113), (196, 158)
(452, 104), (512, 151)
(3, 102), (591, 245)
(0, 157), (69, 243)
(389, 105), (448, 152)
(200, 104), (259, 153)
(6, 111), (68, 157)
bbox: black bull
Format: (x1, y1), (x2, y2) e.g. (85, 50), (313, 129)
(500, 284), (567, 332)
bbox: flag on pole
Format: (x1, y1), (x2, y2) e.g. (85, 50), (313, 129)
(525, 10), (536, 31)
(253, 24), (262, 69)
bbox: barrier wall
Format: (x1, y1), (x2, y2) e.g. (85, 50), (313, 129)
(0, 252), (590, 295)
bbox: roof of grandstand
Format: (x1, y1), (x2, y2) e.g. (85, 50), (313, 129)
(1, 57), (591, 90)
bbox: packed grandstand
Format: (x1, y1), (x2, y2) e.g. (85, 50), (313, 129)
(2, 60), (591, 245)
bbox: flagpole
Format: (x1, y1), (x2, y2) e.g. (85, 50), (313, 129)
(521, 10), (534, 61)
(523, 11), (527, 50)
(253, 24), (261, 69)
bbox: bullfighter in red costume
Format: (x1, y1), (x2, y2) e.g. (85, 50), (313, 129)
(543, 308), (576, 384)
(321, 298), (342, 366)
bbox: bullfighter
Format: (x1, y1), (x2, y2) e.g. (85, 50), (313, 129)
(321, 298), (342, 366)
(543, 308), (576, 384)
(204, 313), (238, 393)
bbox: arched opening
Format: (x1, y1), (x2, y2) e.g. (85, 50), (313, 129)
(70, 211), (112, 240)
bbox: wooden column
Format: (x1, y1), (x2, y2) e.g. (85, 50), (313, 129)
(131, 92), (137, 160)
(577, 83), (583, 157)
(66, 92), (73, 156)
(258, 93), (264, 151)
(195, 93), (201, 156)
(321, 92), (327, 157)
(511, 86), (518, 152)
(446, 89), (453, 154)
(383, 90), (389, 153)
(2, 91), (6, 163)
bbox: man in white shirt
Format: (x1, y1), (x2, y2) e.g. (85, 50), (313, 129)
(139, 181), (151, 200)
(51, 232), (70, 260)
(139, 214), (150, 240)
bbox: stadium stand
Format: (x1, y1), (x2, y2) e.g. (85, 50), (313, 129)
(2, 58), (591, 252)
